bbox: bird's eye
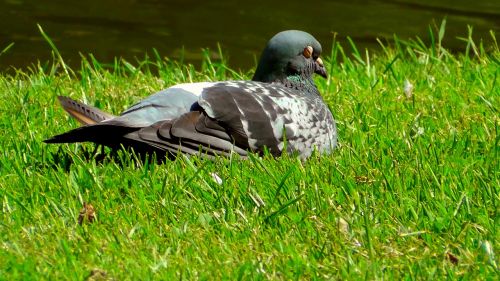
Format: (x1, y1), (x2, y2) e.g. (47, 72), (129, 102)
(303, 46), (313, 58)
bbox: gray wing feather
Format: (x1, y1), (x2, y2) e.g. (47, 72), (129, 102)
(199, 82), (283, 155)
(134, 112), (248, 157)
(110, 88), (199, 127)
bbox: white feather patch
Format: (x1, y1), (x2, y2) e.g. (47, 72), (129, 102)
(169, 82), (219, 96)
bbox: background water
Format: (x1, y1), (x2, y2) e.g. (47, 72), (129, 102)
(1, 0), (499, 72)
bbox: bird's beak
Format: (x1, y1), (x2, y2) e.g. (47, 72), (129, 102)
(314, 57), (327, 78)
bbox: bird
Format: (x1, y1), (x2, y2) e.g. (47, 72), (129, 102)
(44, 30), (337, 159)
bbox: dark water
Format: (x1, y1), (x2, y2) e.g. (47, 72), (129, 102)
(1, 0), (499, 72)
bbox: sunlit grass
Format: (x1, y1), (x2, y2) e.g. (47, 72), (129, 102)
(0, 24), (498, 279)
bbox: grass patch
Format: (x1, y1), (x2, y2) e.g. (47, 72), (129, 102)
(0, 25), (498, 279)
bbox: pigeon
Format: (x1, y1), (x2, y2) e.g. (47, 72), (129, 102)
(44, 30), (337, 159)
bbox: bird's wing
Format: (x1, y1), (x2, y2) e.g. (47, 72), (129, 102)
(133, 112), (248, 158)
(131, 81), (303, 157)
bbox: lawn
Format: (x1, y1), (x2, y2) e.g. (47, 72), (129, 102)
(0, 26), (498, 279)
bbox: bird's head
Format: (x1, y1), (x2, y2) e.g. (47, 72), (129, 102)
(252, 30), (327, 83)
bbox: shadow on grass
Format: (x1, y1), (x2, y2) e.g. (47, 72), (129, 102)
(43, 145), (168, 172)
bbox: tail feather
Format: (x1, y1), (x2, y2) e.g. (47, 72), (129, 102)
(58, 96), (115, 125)
(44, 124), (137, 144)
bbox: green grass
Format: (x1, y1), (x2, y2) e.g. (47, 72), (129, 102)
(1, 25), (499, 279)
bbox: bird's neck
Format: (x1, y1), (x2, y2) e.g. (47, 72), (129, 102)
(280, 74), (319, 95)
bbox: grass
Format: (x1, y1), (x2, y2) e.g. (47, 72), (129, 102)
(0, 24), (498, 280)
